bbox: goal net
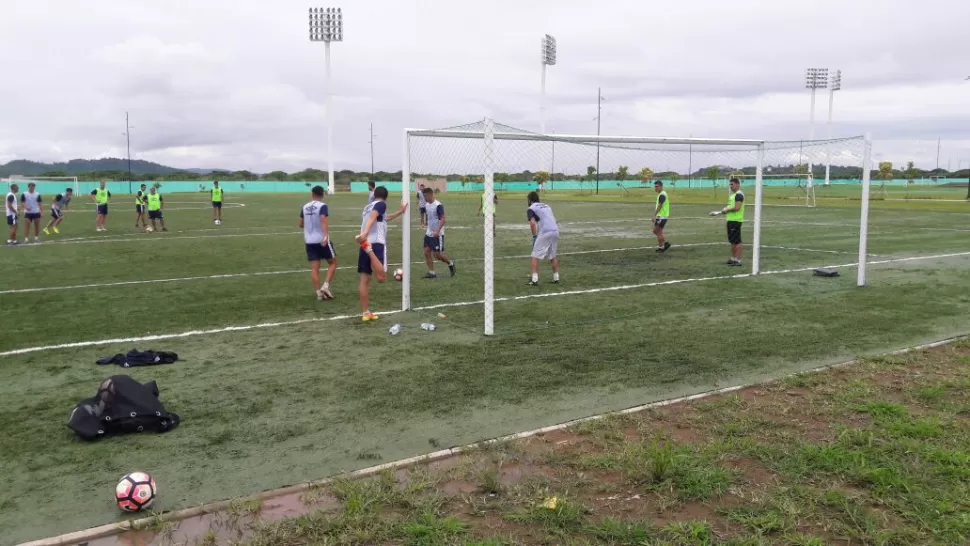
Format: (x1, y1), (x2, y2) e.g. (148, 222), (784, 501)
(401, 119), (871, 335)
(2, 176), (79, 193)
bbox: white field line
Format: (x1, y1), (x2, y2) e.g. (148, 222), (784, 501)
(0, 243), (725, 295)
(3, 250), (969, 358)
(32, 230), (353, 246)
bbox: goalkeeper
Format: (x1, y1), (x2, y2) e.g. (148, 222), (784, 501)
(709, 177), (745, 266)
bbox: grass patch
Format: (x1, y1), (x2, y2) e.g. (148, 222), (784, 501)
(2, 191), (970, 544)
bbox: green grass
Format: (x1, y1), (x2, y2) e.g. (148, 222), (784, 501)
(0, 187), (968, 544)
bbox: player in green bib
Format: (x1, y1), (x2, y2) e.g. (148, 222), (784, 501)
(135, 183), (148, 230)
(710, 177), (745, 266)
(652, 180), (671, 253)
(210, 181), (224, 224)
(146, 187), (168, 232)
(478, 191), (498, 235)
(89, 180), (111, 232)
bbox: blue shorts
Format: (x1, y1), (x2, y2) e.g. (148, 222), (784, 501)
(51, 209), (62, 219)
(136, 204), (144, 213)
(6, 214), (17, 226)
(25, 212), (41, 221)
(306, 242), (336, 262)
(424, 234), (445, 252)
(357, 243), (386, 275)
(212, 201), (222, 209)
(654, 218), (667, 229)
(148, 210), (163, 220)
(97, 204), (108, 215)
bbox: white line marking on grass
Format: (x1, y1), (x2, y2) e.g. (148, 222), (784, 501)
(39, 230), (351, 246)
(0, 243), (725, 295)
(4, 250), (970, 358)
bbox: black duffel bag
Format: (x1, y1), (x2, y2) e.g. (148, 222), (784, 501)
(68, 375), (181, 441)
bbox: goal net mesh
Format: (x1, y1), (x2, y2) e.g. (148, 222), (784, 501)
(403, 120), (867, 335)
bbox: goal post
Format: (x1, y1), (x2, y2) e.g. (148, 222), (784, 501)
(3, 176), (79, 193)
(403, 119), (869, 335)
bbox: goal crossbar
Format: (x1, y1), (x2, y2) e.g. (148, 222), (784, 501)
(404, 128), (764, 147)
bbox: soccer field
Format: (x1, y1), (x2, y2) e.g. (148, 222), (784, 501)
(1, 186), (969, 545)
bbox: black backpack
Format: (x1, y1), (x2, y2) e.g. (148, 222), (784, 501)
(68, 375), (180, 441)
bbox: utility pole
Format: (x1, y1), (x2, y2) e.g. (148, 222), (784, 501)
(368, 122), (376, 180)
(124, 112), (133, 194)
(595, 92), (600, 195)
(936, 138), (941, 171)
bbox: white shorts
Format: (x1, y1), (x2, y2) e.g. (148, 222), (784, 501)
(532, 231), (559, 260)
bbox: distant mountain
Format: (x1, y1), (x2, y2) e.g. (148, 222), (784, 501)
(0, 158), (225, 177)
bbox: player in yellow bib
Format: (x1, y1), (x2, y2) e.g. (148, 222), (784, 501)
(146, 187), (168, 232)
(134, 184), (148, 230)
(478, 191), (497, 235)
(89, 180), (111, 232)
(710, 177), (745, 266)
(210, 181), (224, 224)
(652, 180), (671, 252)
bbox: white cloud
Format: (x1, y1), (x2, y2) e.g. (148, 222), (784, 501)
(0, 0), (968, 173)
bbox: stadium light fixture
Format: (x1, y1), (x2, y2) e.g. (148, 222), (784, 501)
(824, 69), (841, 185)
(539, 34), (557, 134)
(309, 7), (344, 195)
(804, 68), (828, 186)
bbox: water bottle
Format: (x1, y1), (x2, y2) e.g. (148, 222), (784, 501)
(389, 324), (402, 335)
(421, 323), (436, 331)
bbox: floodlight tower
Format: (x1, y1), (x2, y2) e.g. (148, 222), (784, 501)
(540, 34), (557, 133)
(824, 69), (841, 186)
(309, 7), (343, 195)
(805, 68), (828, 186)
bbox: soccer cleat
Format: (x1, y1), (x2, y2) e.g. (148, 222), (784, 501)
(726, 259), (737, 265)
(362, 311), (379, 322)
(729, 261), (743, 267)
(162, 228), (168, 232)
(655, 247), (664, 253)
(448, 262), (456, 277)
(663, 242), (671, 251)
(43, 228), (50, 235)
(52, 227), (59, 234)
(316, 289), (325, 301)
(423, 273), (437, 279)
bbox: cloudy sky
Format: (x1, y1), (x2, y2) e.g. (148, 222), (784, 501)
(1, 0), (968, 173)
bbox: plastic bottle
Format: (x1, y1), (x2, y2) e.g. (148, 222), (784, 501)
(389, 324), (402, 335)
(420, 323), (436, 331)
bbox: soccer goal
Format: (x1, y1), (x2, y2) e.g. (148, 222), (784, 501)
(736, 173), (816, 207)
(401, 119), (872, 335)
(3, 175), (79, 192)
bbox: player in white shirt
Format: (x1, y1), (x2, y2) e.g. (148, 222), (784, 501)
(421, 187), (456, 279)
(416, 183), (428, 228)
(527, 191), (560, 286)
(20, 182), (43, 243)
(5, 183), (19, 245)
(299, 185), (336, 300)
(354, 186), (408, 321)
(367, 180), (376, 204)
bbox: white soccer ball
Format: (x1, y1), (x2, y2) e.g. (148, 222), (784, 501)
(215, 220), (221, 225)
(145, 226), (154, 233)
(115, 471), (157, 512)
(393, 268), (404, 281)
